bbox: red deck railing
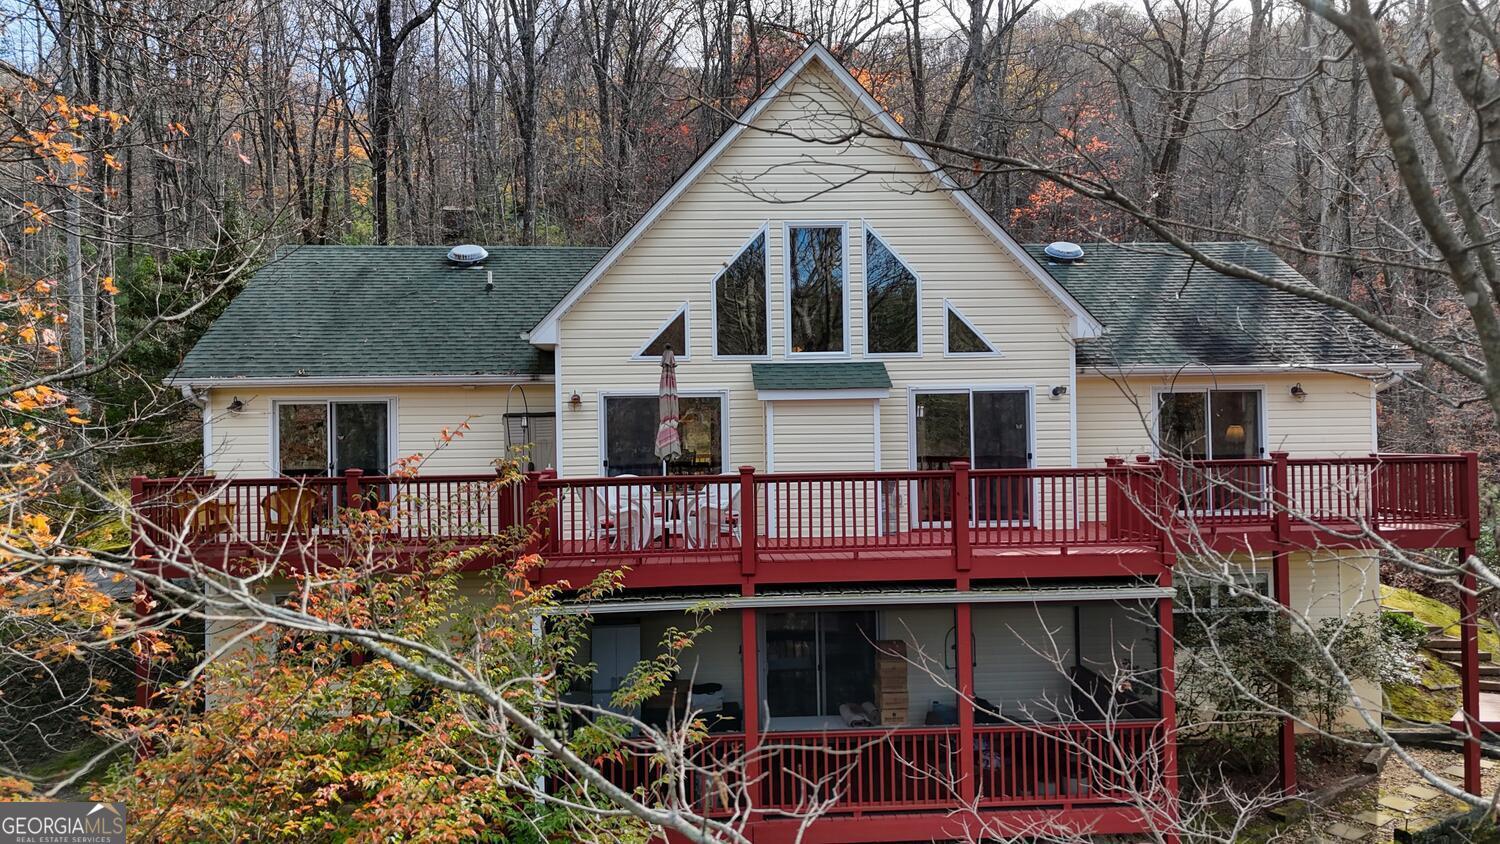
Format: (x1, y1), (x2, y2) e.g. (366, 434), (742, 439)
(131, 453), (1477, 566)
(580, 721), (1163, 816)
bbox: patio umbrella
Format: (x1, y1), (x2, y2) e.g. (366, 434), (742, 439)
(654, 345), (682, 472)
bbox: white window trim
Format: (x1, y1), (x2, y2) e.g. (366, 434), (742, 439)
(1149, 385), (1269, 459)
(632, 302), (692, 362)
(862, 223), (922, 359)
(756, 387), (890, 402)
(596, 389), (732, 476)
(783, 220), (851, 359)
(942, 299), (1001, 358)
(268, 396), (399, 476)
(712, 223), (772, 361)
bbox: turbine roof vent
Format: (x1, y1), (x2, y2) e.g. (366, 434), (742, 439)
(1043, 241), (1085, 263)
(447, 244), (489, 266)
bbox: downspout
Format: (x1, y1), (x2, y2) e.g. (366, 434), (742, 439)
(179, 385), (212, 472)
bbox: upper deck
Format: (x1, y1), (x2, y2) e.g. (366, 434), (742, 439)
(132, 452), (1479, 588)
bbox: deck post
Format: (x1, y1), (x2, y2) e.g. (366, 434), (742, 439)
(1270, 452), (1290, 540)
(1460, 451), (1483, 795)
(956, 599), (976, 806)
(952, 461), (971, 572)
(1460, 555), (1482, 795)
(343, 468), (364, 512)
(540, 469), (559, 555)
(1156, 458), (1179, 553)
(1157, 571), (1179, 835)
(739, 466), (757, 576)
(1273, 549), (1295, 795)
(521, 471), (543, 555)
(740, 601), (762, 813)
(1464, 452), (1482, 545)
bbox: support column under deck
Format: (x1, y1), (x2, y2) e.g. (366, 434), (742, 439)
(956, 598), (975, 805)
(1274, 549), (1296, 795)
(1158, 573), (1180, 842)
(1460, 557), (1482, 796)
(741, 600), (763, 813)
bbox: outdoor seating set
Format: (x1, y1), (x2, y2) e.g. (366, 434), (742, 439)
(580, 477), (741, 551)
(173, 487), (323, 537)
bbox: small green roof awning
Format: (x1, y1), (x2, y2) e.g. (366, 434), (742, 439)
(751, 362), (892, 397)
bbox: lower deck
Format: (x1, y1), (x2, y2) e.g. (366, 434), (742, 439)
(558, 595), (1174, 839)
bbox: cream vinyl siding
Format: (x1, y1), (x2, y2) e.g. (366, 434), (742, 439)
(1076, 372), (1376, 465)
(767, 400), (878, 538)
(769, 400), (877, 472)
(879, 606), (957, 726)
(203, 385), (554, 478)
(556, 63), (1076, 478)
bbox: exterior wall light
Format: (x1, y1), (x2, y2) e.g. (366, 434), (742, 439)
(569, 391), (582, 408)
(1289, 383), (1307, 401)
(227, 397), (246, 413)
(1050, 385), (1068, 398)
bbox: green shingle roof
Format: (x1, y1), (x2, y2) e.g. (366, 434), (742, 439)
(175, 240), (1406, 383)
(751, 362), (892, 391)
(1025, 242), (1409, 369)
(172, 245), (606, 381)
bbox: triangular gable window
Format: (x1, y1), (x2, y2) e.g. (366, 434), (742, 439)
(716, 230), (769, 357)
(945, 301), (998, 356)
(637, 303), (689, 359)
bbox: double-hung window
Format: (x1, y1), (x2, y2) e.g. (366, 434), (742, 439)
(786, 224), (847, 355)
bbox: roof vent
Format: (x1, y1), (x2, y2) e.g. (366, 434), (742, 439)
(1043, 241), (1085, 263)
(447, 244), (489, 266)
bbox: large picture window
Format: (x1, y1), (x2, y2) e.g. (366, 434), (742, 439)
(865, 229), (918, 355)
(603, 394), (725, 476)
(787, 225), (846, 354)
(715, 232), (768, 357)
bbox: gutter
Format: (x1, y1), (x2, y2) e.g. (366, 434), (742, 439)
(559, 584), (1175, 616)
(1078, 362), (1422, 378)
(178, 384), (207, 408)
(165, 374), (552, 389)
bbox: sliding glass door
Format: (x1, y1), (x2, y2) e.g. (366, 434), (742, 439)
(914, 389), (1031, 523)
(275, 400), (391, 510)
(1157, 389), (1264, 512)
(763, 610), (877, 722)
(276, 401), (391, 478)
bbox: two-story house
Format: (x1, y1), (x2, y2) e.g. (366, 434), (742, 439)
(133, 45), (1485, 842)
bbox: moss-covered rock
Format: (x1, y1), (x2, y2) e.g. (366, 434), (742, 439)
(1404, 806), (1500, 842)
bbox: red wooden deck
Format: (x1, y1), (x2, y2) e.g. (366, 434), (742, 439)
(132, 453), (1478, 588)
(127, 453), (1484, 840)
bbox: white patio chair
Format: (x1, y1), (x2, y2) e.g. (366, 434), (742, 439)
(683, 484), (740, 549)
(580, 487), (620, 549)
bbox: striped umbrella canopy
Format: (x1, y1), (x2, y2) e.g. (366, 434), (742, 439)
(654, 345), (682, 467)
